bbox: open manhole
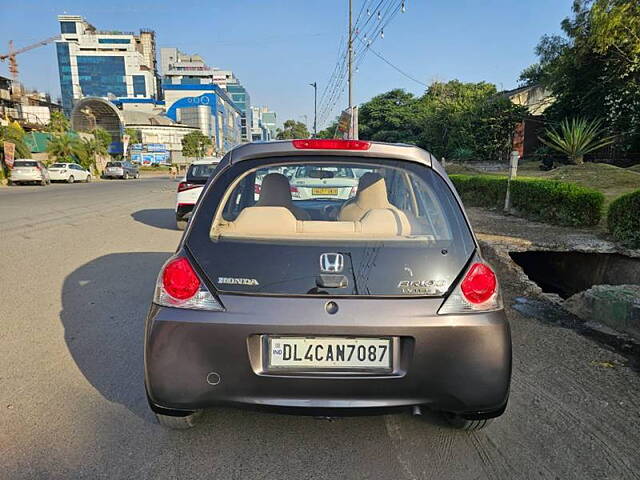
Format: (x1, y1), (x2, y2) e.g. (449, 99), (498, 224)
(509, 251), (640, 299)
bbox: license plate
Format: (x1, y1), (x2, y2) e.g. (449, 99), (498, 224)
(267, 336), (392, 370)
(312, 187), (338, 195)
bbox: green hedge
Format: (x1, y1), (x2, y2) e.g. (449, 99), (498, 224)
(449, 174), (604, 227)
(607, 189), (640, 248)
(448, 174), (508, 207)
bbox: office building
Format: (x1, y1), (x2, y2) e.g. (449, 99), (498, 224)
(163, 84), (242, 154)
(161, 47), (252, 142)
(250, 106), (277, 141)
(55, 15), (159, 112)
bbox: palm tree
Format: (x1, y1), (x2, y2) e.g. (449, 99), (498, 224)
(540, 117), (615, 165)
(46, 134), (84, 164)
(81, 137), (108, 172)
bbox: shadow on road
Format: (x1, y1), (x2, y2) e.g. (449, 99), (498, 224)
(60, 252), (172, 420)
(131, 209), (177, 231)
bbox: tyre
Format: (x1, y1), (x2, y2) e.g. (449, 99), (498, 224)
(41, 178), (47, 186)
(135, 172), (140, 179)
(443, 413), (494, 431)
(154, 411), (202, 430)
(85, 175), (91, 183)
(68, 175), (75, 184)
(176, 220), (188, 231)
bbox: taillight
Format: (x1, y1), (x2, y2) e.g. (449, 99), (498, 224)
(461, 263), (497, 304)
(162, 257), (200, 300)
(289, 185), (298, 193)
(349, 186), (357, 197)
(254, 183), (261, 194)
(178, 182), (198, 192)
(438, 259), (501, 314)
(292, 139), (371, 150)
(154, 256), (224, 311)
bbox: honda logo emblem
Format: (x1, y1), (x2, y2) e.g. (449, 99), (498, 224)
(319, 253), (344, 273)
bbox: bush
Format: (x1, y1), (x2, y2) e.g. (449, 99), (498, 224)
(449, 174), (508, 207)
(510, 178), (604, 226)
(607, 190), (640, 248)
(449, 174), (604, 226)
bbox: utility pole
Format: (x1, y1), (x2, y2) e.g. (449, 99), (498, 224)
(310, 82), (317, 137)
(347, 0), (354, 139)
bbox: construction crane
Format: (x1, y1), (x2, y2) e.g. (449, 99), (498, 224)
(0, 36), (60, 83)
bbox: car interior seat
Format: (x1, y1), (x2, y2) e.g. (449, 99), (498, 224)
(255, 173), (311, 220)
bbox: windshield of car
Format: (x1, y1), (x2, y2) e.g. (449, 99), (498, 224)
(14, 161), (37, 167)
(187, 157), (474, 296)
(106, 162), (122, 167)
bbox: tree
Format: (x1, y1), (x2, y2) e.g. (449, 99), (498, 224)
(0, 122), (31, 159)
(81, 137), (109, 171)
(181, 131), (212, 158)
(358, 89), (420, 144)
(520, 0), (640, 155)
(539, 117), (615, 164)
(46, 134), (84, 164)
(276, 120), (310, 140)
(91, 127), (111, 150)
(124, 127), (141, 144)
(46, 111), (70, 135)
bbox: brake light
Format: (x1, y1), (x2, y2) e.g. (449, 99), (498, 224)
(349, 186), (357, 197)
(460, 263), (497, 303)
(290, 185), (299, 193)
(178, 182), (198, 192)
(162, 257), (200, 300)
(438, 259), (501, 314)
(154, 256), (224, 311)
(292, 139), (371, 150)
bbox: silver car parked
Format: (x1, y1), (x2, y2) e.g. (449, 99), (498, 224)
(9, 160), (50, 186)
(103, 161), (139, 179)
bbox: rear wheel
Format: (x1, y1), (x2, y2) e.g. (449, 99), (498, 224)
(67, 175), (75, 184)
(154, 411), (202, 430)
(135, 172), (140, 179)
(443, 413), (494, 431)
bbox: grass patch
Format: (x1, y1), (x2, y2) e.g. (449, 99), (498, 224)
(444, 162), (482, 175)
(139, 165), (171, 171)
(627, 164), (640, 174)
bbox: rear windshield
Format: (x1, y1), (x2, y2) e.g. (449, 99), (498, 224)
(187, 163), (219, 183)
(50, 163), (66, 168)
(187, 157), (475, 296)
(106, 162), (122, 167)
(14, 161), (37, 167)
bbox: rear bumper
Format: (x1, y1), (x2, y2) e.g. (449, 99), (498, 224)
(104, 169), (124, 177)
(144, 295), (511, 416)
(11, 173), (42, 182)
(176, 203), (195, 220)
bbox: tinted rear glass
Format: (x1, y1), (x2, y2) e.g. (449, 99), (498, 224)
(187, 163), (219, 183)
(187, 157), (474, 297)
(106, 162), (122, 167)
(14, 161), (37, 167)
(50, 163), (66, 168)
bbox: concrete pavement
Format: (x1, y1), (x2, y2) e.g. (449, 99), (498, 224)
(1, 178), (639, 479)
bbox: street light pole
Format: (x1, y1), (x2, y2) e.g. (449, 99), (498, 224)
(310, 82), (317, 137)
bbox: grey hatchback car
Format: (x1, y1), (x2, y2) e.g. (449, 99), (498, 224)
(144, 139), (511, 430)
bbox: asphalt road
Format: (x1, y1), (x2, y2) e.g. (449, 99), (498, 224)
(1, 178), (639, 479)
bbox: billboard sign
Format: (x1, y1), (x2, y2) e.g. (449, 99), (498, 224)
(131, 153), (142, 163)
(146, 143), (168, 152)
(3, 141), (15, 168)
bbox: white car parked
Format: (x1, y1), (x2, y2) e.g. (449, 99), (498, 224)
(289, 165), (359, 200)
(9, 160), (50, 186)
(48, 163), (92, 183)
(175, 157), (222, 230)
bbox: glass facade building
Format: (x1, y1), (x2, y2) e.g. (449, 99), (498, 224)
(77, 56), (127, 98)
(56, 43), (74, 112)
(56, 15), (159, 112)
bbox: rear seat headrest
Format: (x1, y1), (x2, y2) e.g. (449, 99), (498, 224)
(256, 173), (294, 207)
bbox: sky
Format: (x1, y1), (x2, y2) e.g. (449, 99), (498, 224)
(0, 0), (573, 130)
